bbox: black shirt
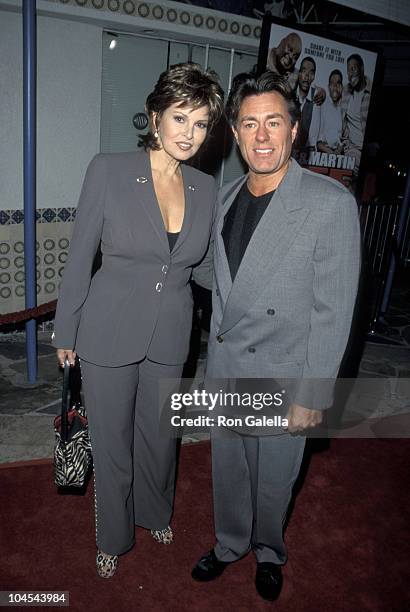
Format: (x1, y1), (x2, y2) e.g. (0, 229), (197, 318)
(167, 231), (179, 252)
(222, 182), (275, 281)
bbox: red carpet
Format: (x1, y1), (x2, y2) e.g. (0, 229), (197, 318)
(1, 440), (409, 611)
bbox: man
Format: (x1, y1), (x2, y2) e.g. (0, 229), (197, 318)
(267, 35), (326, 109)
(341, 54), (372, 175)
(293, 56), (320, 152)
(191, 73), (360, 601)
(317, 69), (344, 154)
(267, 32), (302, 91)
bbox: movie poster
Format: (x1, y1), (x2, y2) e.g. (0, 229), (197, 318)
(257, 18), (378, 190)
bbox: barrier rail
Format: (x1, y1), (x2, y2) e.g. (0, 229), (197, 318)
(400, 202), (410, 266)
(0, 300), (56, 326)
(358, 199), (402, 334)
(359, 200), (401, 273)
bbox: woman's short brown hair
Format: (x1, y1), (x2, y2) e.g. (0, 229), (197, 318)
(139, 62), (224, 151)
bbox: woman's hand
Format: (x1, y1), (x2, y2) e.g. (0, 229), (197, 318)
(57, 349), (76, 368)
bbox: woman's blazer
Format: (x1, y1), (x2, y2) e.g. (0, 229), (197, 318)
(52, 150), (216, 367)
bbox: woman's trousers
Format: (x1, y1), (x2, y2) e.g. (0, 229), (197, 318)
(80, 357), (183, 556)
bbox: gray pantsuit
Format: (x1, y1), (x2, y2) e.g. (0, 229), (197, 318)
(80, 357), (183, 556)
(52, 150), (217, 555)
(212, 430), (305, 564)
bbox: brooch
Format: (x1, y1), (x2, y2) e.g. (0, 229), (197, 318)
(136, 176), (148, 183)
(188, 185), (196, 191)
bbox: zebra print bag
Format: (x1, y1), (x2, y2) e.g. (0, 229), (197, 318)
(54, 360), (92, 488)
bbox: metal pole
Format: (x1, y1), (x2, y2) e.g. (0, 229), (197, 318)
(23, 0), (38, 382)
(219, 48), (235, 188)
(380, 166), (410, 314)
(204, 44), (209, 70)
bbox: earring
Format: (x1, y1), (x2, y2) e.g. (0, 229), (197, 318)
(154, 130), (159, 138)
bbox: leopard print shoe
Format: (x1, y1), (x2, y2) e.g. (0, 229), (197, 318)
(150, 526), (173, 545)
(96, 550), (118, 578)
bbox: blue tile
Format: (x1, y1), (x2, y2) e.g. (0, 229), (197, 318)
(57, 208), (70, 222)
(42, 208), (56, 222)
(11, 210), (24, 224)
(0, 211), (10, 225)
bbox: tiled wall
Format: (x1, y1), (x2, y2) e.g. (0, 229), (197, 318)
(0, 210), (75, 314)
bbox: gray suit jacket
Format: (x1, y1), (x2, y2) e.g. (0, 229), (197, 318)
(193, 158), (361, 413)
(52, 150), (216, 366)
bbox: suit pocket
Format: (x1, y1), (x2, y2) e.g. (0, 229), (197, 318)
(267, 349), (305, 365)
(268, 362), (303, 379)
(236, 357), (303, 380)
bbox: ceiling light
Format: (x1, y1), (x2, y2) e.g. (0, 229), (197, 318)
(106, 31), (118, 50)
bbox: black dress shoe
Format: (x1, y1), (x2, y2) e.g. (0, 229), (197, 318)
(191, 550), (230, 582)
(255, 562), (283, 601)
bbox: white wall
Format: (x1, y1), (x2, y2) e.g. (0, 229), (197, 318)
(0, 10), (102, 211)
(0, 11), (23, 211)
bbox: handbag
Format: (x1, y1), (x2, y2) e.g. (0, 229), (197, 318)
(53, 359), (92, 488)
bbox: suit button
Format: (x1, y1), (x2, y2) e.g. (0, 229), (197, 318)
(162, 265), (168, 274)
(155, 282), (163, 292)
(267, 308), (275, 315)
(248, 347), (256, 353)
(216, 335), (223, 343)
(215, 288), (220, 296)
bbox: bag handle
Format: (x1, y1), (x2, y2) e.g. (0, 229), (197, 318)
(60, 360), (71, 443)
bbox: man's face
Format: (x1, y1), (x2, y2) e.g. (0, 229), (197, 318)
(298, 59), (315, 94)
(347, 58), (363, 89)
(232, 92), (298, 178)
(277, 34), (301, 73)
(329, 73), (342, 103)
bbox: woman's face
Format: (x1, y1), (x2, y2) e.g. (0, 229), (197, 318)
(153, 103), (210, 161)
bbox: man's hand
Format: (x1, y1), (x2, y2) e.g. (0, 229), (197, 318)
(57, 349), (76, 368)
(312, 86), (326, 105)
(285, 403), (323, 433)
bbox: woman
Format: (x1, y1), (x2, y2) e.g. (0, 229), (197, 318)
(52, 63), (224, 578)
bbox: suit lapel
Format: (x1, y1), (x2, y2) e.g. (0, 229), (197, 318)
(131, 150), (169, 256)
(214, 175), (248, 302)
(219, 160), (310, 335)
(131, 151), (197, 258)
(171, 164), (197, 256)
